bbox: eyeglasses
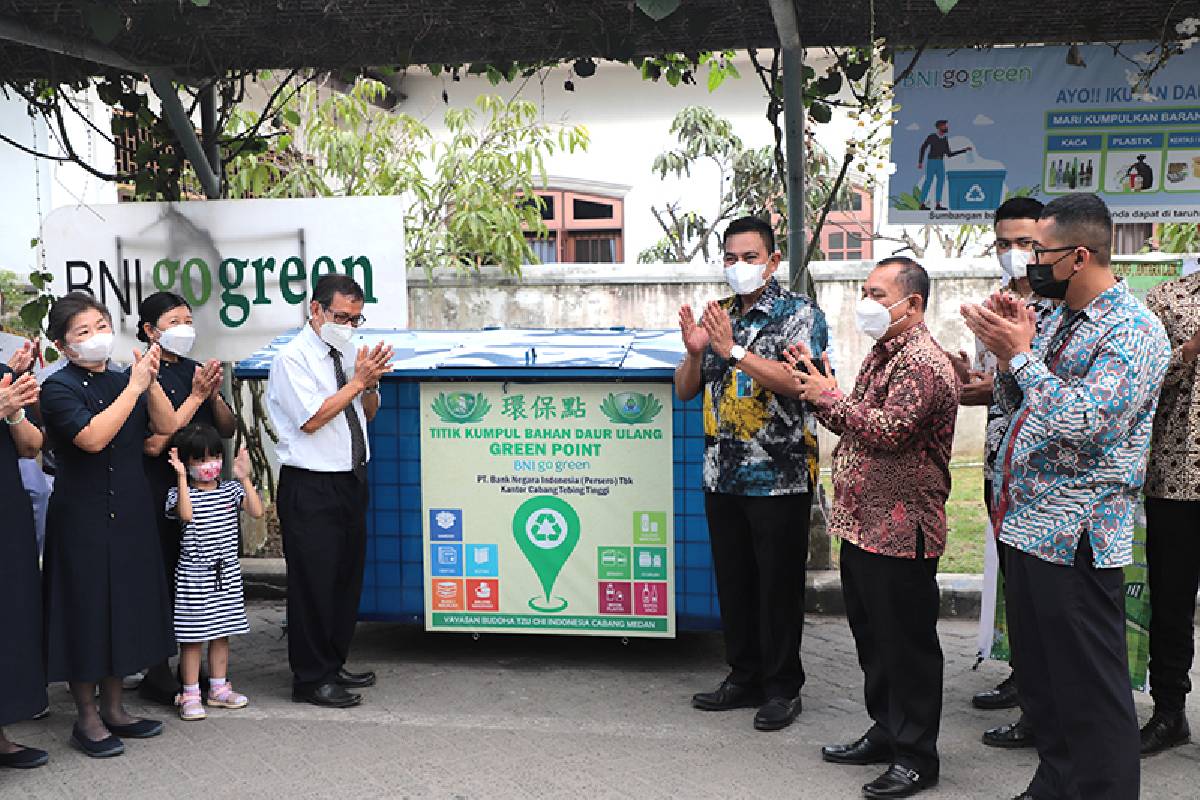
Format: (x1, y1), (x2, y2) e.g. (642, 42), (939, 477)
(322, 307), (367, 327)
(1031, 244), (1096, 264)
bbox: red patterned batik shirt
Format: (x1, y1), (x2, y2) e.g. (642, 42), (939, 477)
(813, 323), (961, 559)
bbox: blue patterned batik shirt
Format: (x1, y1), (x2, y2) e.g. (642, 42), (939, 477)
(700, 277), (830, 496)
(992, 281), (1170, 567)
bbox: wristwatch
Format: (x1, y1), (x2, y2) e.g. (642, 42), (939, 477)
(1007, 352), (1031, 374)
(729, 345), (747, 365)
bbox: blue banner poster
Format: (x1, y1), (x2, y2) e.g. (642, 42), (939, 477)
(890, 43), (1200, 225)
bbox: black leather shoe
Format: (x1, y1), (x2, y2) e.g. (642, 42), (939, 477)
(1140, 712), (1190, 757)
(862, 764), (937, 798)
(101, 718), (164, 739)
(982, 718), (1035, 749)
(691, 680), (764, 711)
(973, 674), (1019, 710)
(70, 725), (124, 758)
(822, 733), (893, 765)
(753, 696), (801, 731)
(336, 667), (377, 688)
(1011, 793), (1036, 800)
(0, 746), (49, 769)
(292, 682), (362, 708)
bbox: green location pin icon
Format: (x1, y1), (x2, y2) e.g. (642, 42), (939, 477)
(512, 495), (580, 613)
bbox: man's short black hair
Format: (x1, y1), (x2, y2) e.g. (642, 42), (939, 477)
(994, 197), (1044, 226)
(313, 274), (365, 307)
(876, 256), (930, 310)
(935, 119), (948, 128)
(171, 422), (224, 464)
(1040, 193), (1112, 262)
(723, 216), (776, 255)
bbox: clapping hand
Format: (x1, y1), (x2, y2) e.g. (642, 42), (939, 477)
(6, 340), (35, 374)
(353, 342), (394, 391)
(0, 372), (39, 419)
(167, 446), (187, 479)
(782, 342), (837, 402)
(190, 359), (223, 400)
(232, 445), (252, 481)
(960, 300), (1038, 363)
(130, 344), (162, 393)
(678, 304), (710, 356)
(946, 349), (973, 385)
(700, 302), (735, 360)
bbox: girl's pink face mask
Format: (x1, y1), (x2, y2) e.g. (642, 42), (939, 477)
(187, 459), (223, 482)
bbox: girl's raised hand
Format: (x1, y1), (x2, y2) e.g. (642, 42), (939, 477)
(232, 445), (251, 481)
(167, 446), (187, 479)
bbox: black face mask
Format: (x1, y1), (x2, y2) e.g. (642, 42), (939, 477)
(1027, 252), (1078, 300)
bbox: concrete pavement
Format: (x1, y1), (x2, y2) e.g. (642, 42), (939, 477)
(3, 602), (1198, 799)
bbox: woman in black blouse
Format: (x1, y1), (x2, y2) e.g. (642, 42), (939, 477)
(0, 359), (49, 769)
(135, 292), (236, 704)
(40, 292), (178, 758)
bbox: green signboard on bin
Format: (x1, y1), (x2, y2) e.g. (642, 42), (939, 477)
(420, 382), (675, 637)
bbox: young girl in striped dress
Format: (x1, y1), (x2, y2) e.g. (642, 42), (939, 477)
(166, 423), (264, 721)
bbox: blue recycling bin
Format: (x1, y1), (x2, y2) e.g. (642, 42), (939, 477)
(235, 328), (722, 631)
(947, 169), (1007, 210)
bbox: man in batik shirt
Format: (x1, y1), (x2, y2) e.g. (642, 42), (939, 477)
(1139, 268), (1200, 755)
(792, 257), (959, 799)
(963, 193), (1169, 800)
(675, 215), (829, 734)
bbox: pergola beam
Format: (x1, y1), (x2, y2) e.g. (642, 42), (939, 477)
(767, 0), (812, 298)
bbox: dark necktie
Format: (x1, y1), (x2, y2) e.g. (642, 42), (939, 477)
(329, 346), (368, 482)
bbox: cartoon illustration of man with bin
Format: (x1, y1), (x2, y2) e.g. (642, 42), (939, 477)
(917, 120), (973, 210)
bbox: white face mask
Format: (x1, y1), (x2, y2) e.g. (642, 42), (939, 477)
(855, 296), (911, 341)
(157, 324), (196, 357)
(319, 321), (354, 350)
(998, 249), (1031, 281)
(68, 331), (115, 364)
(723, 260), (768, 296)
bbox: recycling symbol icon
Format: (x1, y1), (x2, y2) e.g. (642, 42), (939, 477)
(964, 184), (987, 203)
(526, 508), (569, 550)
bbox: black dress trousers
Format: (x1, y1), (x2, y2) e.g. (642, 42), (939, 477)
(1005, 536), (1139, 800)
(1144, 496), (1200, 715)
(840, 538), (943, 777)
(0, 366), (48, 726)
(704, 491), (812, 699)
(278, 466), (369, 689)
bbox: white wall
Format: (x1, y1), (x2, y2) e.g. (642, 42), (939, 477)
(395, 54), (868, 261)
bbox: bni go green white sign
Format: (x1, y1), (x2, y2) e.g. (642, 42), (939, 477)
(43, 196), (407, 362)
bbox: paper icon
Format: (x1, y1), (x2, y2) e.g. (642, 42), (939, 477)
(436, 581), (456, 598)
(473, 548), (490, 564)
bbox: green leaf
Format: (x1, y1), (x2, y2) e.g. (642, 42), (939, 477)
(282, 108), (301, 126)
(29, 273), (45, 290)
(843, 59), (870, 82)
(636, 0), (681, 21)
(809, 101), (833, 124)
(29, 237), (39, 248)
(83, 4), (124, 44)
(191, 0), (212, 6)
(934, 0), (959, 12)
(815, 73), (843, 96)
(44, 347), (58, 363)
(19, 298), (47, 330)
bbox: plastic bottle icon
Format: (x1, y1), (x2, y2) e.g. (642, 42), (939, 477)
(605, 584), (615, 601)
(641, 584), (653, 605)
(640, 513), (651, 533)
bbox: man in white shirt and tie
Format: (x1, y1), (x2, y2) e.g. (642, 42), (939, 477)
(267, 274), (393, 708)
